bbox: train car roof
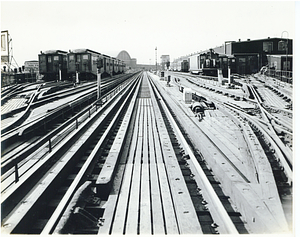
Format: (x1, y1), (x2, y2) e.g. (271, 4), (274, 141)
(69, 49), (124, 62)
(70, 49), (101, 55)
(41, 50), (68, 55)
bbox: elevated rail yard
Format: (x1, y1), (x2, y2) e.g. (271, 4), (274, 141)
(1, 69), (293, 235)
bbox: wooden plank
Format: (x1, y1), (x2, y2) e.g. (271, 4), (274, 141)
(139, 98), (151, 234)
(149, 99), (164, 164)
(95, 86), (139, 198)
(138, 99), (144, 138)
(140, 163), (151, 234)
(148, 80), (202, 234)
(147, 81), (179, 234)
(126, 99), (141, 164)
(125, 98), (144, 234)
(149, 163), (165, 234)
(156, 163), (179, 234)
(147, 99), (156, 164)
(142, 99), (149, 164)
(146, 98), (166, 234)
(125, 163), (141, 234)
(110, 164), (133, 234)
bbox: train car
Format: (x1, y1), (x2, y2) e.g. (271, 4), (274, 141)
(120, 61), (126, 73)
(67, 49), (125, 81)
(188, 54), (202, 74)
(67, 49), (102, 81)
(102, 54), (115, 76)
(181, 60), (189, 72)
(39, 50), (68, 81)
(112, 58), (118, 75)
(199, 49), (236, 77)
(117, 59), (126, 74)
(172, 56), (189, 72)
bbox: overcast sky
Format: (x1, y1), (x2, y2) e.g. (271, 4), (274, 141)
(1, 1), (297, 67)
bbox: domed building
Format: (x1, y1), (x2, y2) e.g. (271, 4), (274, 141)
(116, 50), (137, 69)
(116, 50), (161, 71)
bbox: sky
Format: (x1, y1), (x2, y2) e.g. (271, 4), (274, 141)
(1, 1), (298, 67)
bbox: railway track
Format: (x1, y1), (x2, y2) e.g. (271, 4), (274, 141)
(1, 74), (137, 194)
(1, 75), (130, 135)
(161, 72), (291, 232)
(1, 71), (250, 235)
(1, 72), (141, 234)
(1, 73), (135, 158)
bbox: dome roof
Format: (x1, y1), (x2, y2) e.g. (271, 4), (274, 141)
(117, 50), (131, 61)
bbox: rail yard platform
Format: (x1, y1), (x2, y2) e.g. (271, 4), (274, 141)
(97, 75), (202, 235)
(150, 73), (290, 233)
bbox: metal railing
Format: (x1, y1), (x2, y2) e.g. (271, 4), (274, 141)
(265, 69), (292, 83)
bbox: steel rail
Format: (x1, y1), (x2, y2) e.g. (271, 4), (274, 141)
(1, 75), (138, 193)
(175, 74), (293, 171)
(248, 85), (293, 165)
(1, 77), (122, 137)
(1, 74), (135, 158)
(148, 74), (239, 235)
(41, 74), (142, 234)
(1, 73), (142, 234)
(221, 102), (293, 184)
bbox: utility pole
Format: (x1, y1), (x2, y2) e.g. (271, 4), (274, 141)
(97, 56), (103, 101)
(155, 47), (157, 73)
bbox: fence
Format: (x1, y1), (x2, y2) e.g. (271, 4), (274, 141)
(265, 69), (292, 83)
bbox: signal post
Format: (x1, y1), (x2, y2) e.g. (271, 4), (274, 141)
(97, 56), (104, 101)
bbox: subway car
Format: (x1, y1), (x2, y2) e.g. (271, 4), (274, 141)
(67, 49), (125, 81)
(67, 49), (101, 81)
(38, 50), (68, 81)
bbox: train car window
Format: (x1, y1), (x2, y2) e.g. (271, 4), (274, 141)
(205, 59), (210, 67)
(48, 57), (52, 63)
(83, 54), (89, 60)
(69, 55), (74, 61)
(53, 56), (59, 61)
(77, 55), (81, 62)
(40, 55), (46, 63)
(92, 56), (97, 64)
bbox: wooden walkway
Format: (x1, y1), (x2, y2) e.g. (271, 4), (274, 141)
(98, 74), (202, 235)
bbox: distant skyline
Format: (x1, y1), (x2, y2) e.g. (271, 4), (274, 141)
(1, 1), (297, 68)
